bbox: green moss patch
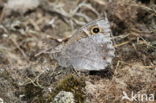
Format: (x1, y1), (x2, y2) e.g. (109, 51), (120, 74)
(51, 74), (86, 103)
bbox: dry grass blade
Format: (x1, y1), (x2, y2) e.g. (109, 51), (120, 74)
(10, 38), (28, 61)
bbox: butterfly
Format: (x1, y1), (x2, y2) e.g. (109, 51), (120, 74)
(53, 18), (115, 71)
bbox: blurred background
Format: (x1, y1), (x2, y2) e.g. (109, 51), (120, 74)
(0, 0), (156, 103)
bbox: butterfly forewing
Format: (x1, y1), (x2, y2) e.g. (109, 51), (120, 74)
(54, 18), (115, 70)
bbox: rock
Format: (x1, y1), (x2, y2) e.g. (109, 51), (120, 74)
(52, 91), (75, 103)
(5, 0), (40, 14)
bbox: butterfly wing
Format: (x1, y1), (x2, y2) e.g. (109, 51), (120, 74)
(66, 18), (111, 45)
(54, 33), (114, 70)
(54, 18), (115, 70)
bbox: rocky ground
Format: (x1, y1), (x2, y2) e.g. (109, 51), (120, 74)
(0, 0), (156, 103)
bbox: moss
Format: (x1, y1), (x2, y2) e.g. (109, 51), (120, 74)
(20, 74), (86, 103)
(23, 83), (43, 102)
(50, 74), (86, 103)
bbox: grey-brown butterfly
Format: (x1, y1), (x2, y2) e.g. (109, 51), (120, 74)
(53, 18), (115, 71)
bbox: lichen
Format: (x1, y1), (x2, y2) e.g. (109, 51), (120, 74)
(50, 74), (86, 103)
(52, 91), (75, 103)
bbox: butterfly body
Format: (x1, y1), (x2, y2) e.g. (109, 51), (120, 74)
(54, 18), (115, 71)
